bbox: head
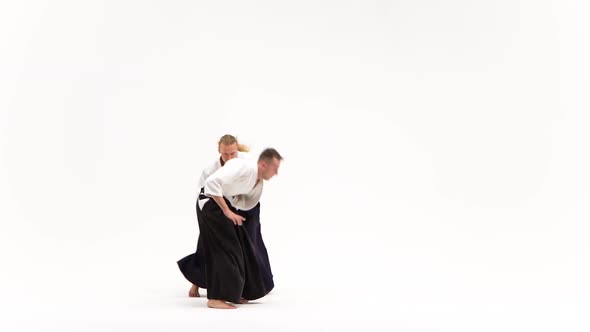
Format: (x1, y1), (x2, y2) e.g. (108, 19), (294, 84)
(217, 134), (249, 163)
(257, 148), (283, 180)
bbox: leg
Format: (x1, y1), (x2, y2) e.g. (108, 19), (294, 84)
(200, 200), (246, 305)
(188, 284), (200, 297)
(207, 299), (237, 309)
(239, 203), (274, 295)
(177, 202), (208, 291)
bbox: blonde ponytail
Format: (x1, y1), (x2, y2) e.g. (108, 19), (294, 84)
(218, 134), (249, 152)
(237, 144), (250, 152)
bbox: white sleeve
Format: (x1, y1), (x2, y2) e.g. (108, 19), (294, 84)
(198, 169), (209, 189)
(237, 151), (253, 160)
(198, 159), (220, 188)
(199, 168), (211, 190)
(203, 160), (240, 197)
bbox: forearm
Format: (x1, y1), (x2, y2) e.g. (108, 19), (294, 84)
(210, 195), (231, 213)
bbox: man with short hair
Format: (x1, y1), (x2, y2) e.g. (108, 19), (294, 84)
(198, 148), (283, 309)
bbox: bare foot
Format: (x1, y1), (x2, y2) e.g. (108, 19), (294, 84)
(188, 284), (200, 297)
(207, 299), (236, 309)
(239, 298), (249, 304)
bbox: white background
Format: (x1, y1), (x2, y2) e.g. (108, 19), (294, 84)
(1, 1), (589, 331)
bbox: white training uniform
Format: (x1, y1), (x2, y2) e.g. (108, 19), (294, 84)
(203, 158), (263, 211)
(197, 151), (251, 188)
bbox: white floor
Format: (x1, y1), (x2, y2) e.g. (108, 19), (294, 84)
(2, 214), (590, 332)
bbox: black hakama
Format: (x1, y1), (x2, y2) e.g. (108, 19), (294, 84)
(177, 191), (273, 302)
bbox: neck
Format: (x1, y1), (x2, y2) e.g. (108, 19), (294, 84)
(257, 166), (264, 181)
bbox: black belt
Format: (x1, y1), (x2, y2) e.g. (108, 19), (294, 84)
(198, 187), (209, 200)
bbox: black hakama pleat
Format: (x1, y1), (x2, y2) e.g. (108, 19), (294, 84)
(178, 196), (274, 298)
(177, 202), (208, 288)
(198, 197), (269, 302)
(236, 203), (274, 293)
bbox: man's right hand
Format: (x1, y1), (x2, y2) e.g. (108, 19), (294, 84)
(224, 210), (245, 226)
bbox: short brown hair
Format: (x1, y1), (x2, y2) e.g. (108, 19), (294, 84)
(258, 148), (283, 162)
